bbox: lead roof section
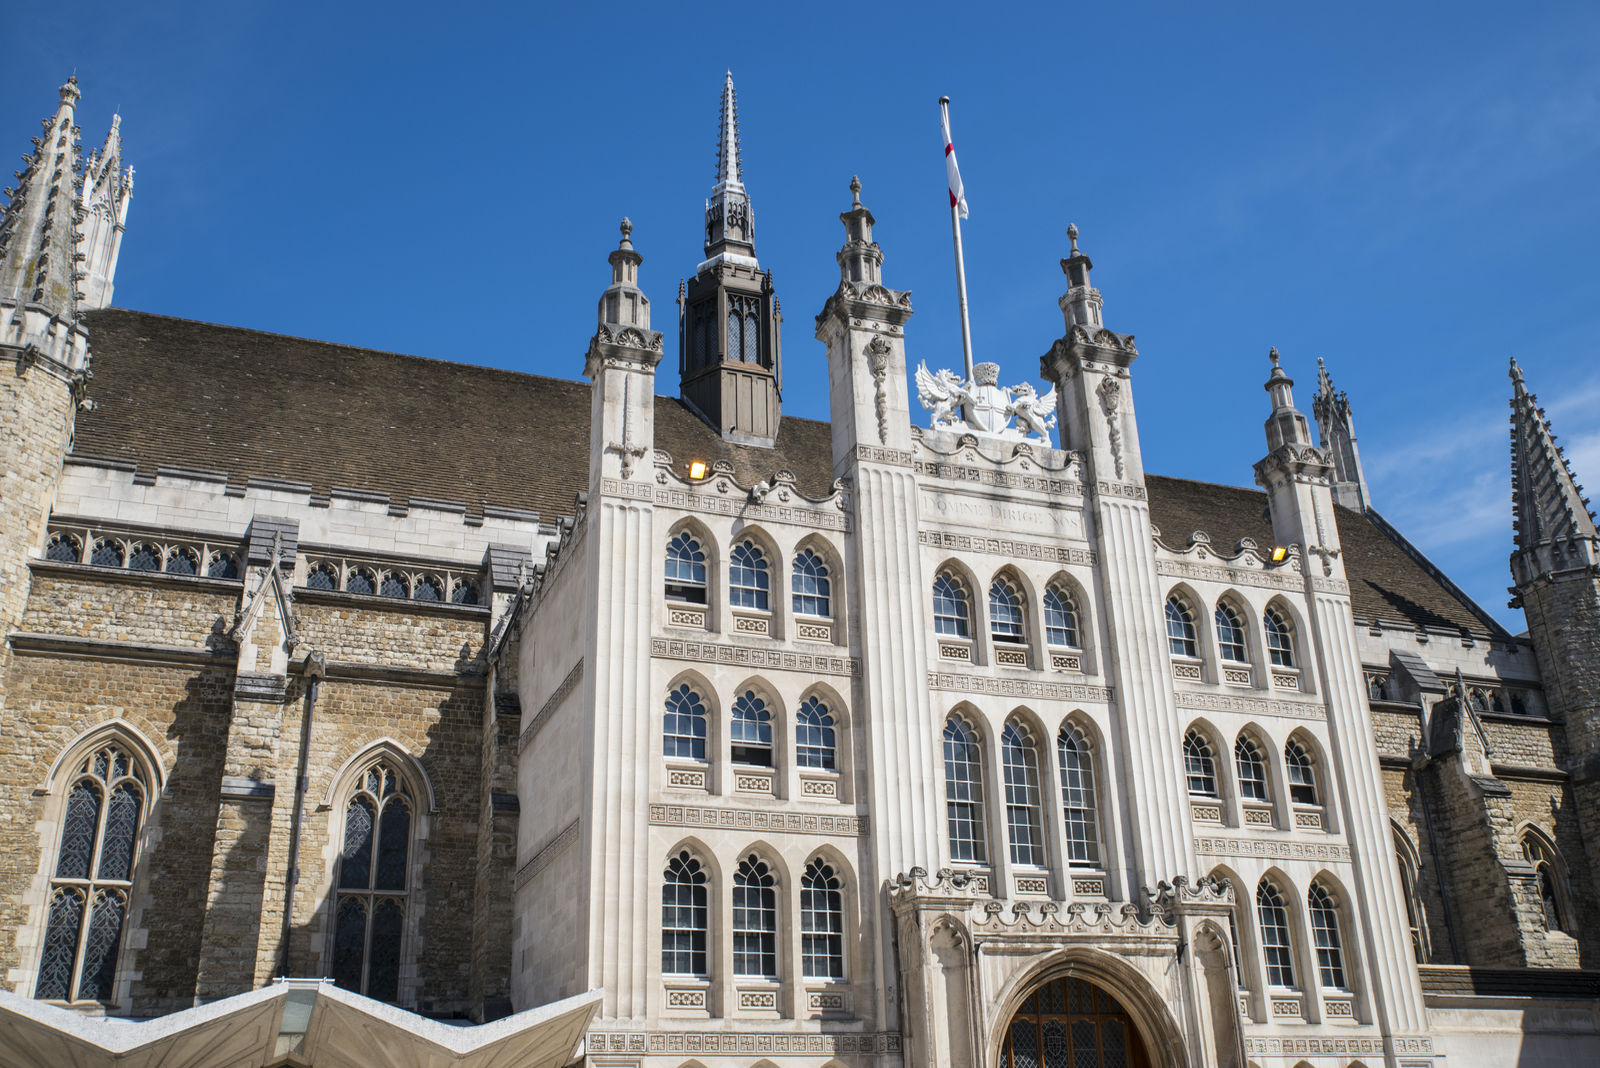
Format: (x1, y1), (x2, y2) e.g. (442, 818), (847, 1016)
(78, 308), (1491, 635)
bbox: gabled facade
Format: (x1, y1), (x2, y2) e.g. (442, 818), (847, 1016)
(0, 75), (1598, 1068)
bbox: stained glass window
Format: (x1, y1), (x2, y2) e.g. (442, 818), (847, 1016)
(791, 549), (831, 617)
(662, 851), (708, 975)
(37, 742), (146, 1003)
(944, 717), (987, 863)
(331, 760), (413, 1002)
(795, 696), (837, 770)
(801, 860), (844, 979)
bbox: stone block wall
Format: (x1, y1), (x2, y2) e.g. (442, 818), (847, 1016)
(0, 368), (74, 650)
(21, 569), (238, 649)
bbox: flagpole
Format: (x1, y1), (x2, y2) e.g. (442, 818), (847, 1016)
(940, 96), (976, 387)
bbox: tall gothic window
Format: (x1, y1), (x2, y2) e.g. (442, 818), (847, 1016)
(1235, 736), (1269, 802)
(1264, 607), (1295, 668)
(801, 859), (845, 980)
(1184, 729), (1218, 797)
(728, 295), (762, 365)
(1256, 880), (1297, 988)
(1043, 586), (1080, 648)
(1522, 830), (1571, 933)
(989, 579), (1025, 645)
(729, 540), (770, 611)
(1394, 827), (1430, 962)
(662, 851), (708, 975)
(943, 717), (987, 864)
(791, 549), (831, 618)
(1057, 723), (1100, 867)
(732, 855), (778, 978)
(663, 684), (708, 761)
(1001, 723), (1045, 867)
(731, 690), (773, 767)
(1285, 739), (1318, 805)
(1308, 884), (1347, 989)
(331, 761), (412, 1002)
(1166, 595), (1198, 658)
(795, 696), (837, 771)
(665, 532), (708, 604)
(932, 572), (970, 638)
(36, 742), (147, 1003)
(1214, 602), (1248, 663)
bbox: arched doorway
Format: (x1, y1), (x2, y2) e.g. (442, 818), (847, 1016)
(999, 974), (1152, 1068)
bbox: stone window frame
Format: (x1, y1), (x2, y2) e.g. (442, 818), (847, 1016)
(661, 844), (716, 979)
(1519, 824), (1574, 935)
(43, 522), (244, 583)
(1263, 604), (1296, 668)
(315, 740), (435, 1011)
(1183, 725), (1222, 800)
(297, 551), (483, 608)
(1255, 876), (1299, 990)
(664, 526), (711, 606)
(1213, 598), (1250, 665)
(931, 566), (974, 640)
(999, 718), (1047, 870)
(1391, 821), (1432, 963)
(1165, 592), (1200, 660)
(942, 711), (989, 866)
(1042, 582), (1081, 651)
(22, 721), (168, 1011)
(1055, 717), (1103, 870)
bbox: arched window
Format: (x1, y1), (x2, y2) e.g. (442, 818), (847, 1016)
(1214, 602), (1247, 663)
(1308, 884), (1346, 989)
(165, 546), (199, 575)
(35, 742), (147, 1003)
(1256, 880), (1296, 988)
(801, 859), (845, 980)
(379, 571), (408, 599)
(729, 540), (770, 611)
(331, 761), (413, 1002)
(1166, 595), (1198, 658)
(1043, 586), (1080, 648)
(1184, 730), (1218, 797)
(1001, 723), (1044, 867)
(345, 567), (376, 596)
(662, 851), (708, 975)
(306, 562), (339, 590)
(732, 855), (777, 978)
(989, 579), (1025, 645)
(663, 684), (708, 761)
(45, 532), (82, 563)
(1522, 830), (1570, 933)
(1235, 736), (1269, 801)
(127, 543), (162, 572)
(1264, 607), (1295, 668)
(795, 696), (836, 771)
(1393, 826), (1430, 962)
(412, 575), (443, 602)
(665, 532), (708, 604)
(90, 538), (124, 568)
(943, 717), (987, 864)
(206, 551), (240, 580)
(1057, 723), (1100, 867)
(730, 690), (773, 767)
(1285, 739), (1318, 805)
(449, 579), (479, 606)
(791, 549), (831, 617)
(932, 572), (970, 638)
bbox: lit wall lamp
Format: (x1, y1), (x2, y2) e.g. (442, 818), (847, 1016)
(687, 460), (709, 480)
(1270, 546), (1289, 564)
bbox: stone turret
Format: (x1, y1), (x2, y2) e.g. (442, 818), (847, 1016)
(1313, 357), (1370, 512)
(78, 114), (133, 310)
(586, 219), (664, 486)
(679, 73), (782, 446)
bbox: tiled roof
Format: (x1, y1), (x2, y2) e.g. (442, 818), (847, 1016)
(77, 309), (1495, 634)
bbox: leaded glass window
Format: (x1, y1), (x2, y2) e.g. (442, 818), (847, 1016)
(729, 540), (770, 611)
(45, 532), (81, 563)
(1256, 880), (1296, 988)
(943, 717), (987, 864)
(307, 563), (339, 590)
(1057, 724), (1100, 867)
(801, 859), (845, 979)
(728, 295), (762, 365)
(663, 684), (708, 761)
(1166, 595), (1198, 657)
(331, 761), (412, 1002)
(1285, 740), (1317, 805)
(345, 567), (376, 595)
(379, 571), (408, 599)
(1308, 884), (1346, 989)
(795, 696), (837, 771)
(412, 575), (443, 602)
(1264, 607), (1295, 667)
(1043, 586), (1079, 648)
(127, 543), (161, 572)
(1235, 736), (1269, 801)
(733, 855), (777, 978)
(165, 547), (199, 575)
(662, 851), (708, 975)
(90, 539), (123, 568)
(730, 690), (773, 767)
(932, 572), (970, 638)
(450, 579), (479, 605)
(1522, 831), (1570, 933)
(36, 742), (146, 1003)
(791, 549), (831, 617)
(206, 552), (240, 580)
(1184, 730), (1218, 797)
(1001, 723), (1044, 867)
(664, 532), (707, 604)
(1214, 602), (1247, 662)
(990, 579), (1025, 645)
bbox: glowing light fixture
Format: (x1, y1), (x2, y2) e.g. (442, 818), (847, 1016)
(1270, 546), (1289, 564)
(688, 460), (709, 480)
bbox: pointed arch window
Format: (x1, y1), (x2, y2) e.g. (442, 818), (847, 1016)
(1256, 880), (1297, 988)
(729, 540), (770, 611)
(1001, 723), (1045, 867)
(1308, 884), (1347, 989)
(733, 855), (778, 978)
(331, 761), (413, 1003)
(730, 690), (773, 767)
(663, 684), (708, 761)
(1043, 586), (1080, 649)
(932, 572), (971, 638)
(1393, 827), (1430, 962)
(1285, 740), (1318, 805)
(1184, 729), (1218, 797)
(1235, 736), (1269, 801)
(728, 295), (762, 365)
(791, 549), (831, 618)
(662, 851), (708, 975)
(795, 696), (836, 771)
(989, 579), (1026, 645)
(1522, 831), (1571, 934)
(1264, 607), (1295, 668)
(801, 860), (845, 979)
(1057, 723), (1100, 867)
(665, 532), (708, 604)
(36, 742), (147, 1003)
(45, 532), (82, 563)
(206, 551), (241, 580)
(943, 717), (987, 864)
(1214, 602), (1247, 663)
(1166, 595), (1198, 658)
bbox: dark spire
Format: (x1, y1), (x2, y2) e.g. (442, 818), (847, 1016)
(0, 77), (85, 316)
(1509, 358), (1597, 553)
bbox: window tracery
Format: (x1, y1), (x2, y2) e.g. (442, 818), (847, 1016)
(1043, 586), (1080, 649)
(1235, 736), (1269, 802)
(331, 761), (413, 1003)
(932, 572), (970, 638)
(731, 690), (773, 767)
(729, 540), (770, 611)
(1308, 884), (1346, 989)
(1057, 723), (1100, 867)
(1264, 607), (1295, 668)
(1166, 595), (1198, 658)
(800, 860), (844, 980)
(989, 579), (1025, 645)
(662, 851), (708, 976)
(732, 855), (777, 978)
(1001, 722), (1045, 867)
(1256, 880), (1297, 988)
(664, 684), (709, 761)
(794, 696), (836, 771)
(665, 532), (708, 604)
(791, 549), (831, 617)
(1214, 601), (1247, 663)
(943, 717), (987, 864)
(1184, 730), (1218, 797)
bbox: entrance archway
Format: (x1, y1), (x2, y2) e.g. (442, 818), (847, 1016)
(999, 974), (1151, 1068)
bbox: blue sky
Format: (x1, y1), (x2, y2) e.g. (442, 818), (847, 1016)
(7, 1), (1598, 630)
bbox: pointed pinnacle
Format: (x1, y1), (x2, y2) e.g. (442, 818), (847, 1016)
(850, 175), (861, 207)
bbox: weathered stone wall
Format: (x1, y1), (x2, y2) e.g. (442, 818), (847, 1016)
(20, 568), (238, 649)
(470, 678), (518, 1021)
(0, 368), (74, 651)
(295, 596), (486, 672)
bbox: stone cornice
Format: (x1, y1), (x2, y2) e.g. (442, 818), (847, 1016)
(7, 631), (228, 667)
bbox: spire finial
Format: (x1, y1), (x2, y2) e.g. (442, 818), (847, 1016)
(1510, 356), (1525, 386)
(1067, 223), (1079, 254)
(850, 175), (861, 207)
(1269, 346), (1281, 369)
(619, 217), (633, 248)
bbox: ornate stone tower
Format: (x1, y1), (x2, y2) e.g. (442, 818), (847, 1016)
(678, 73), (782, 446)
(1312, 357), (1371, 512)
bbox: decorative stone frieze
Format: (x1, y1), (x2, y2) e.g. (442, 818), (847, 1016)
(927, 671), (1112, 703)
(648, 803), (865, 837)
(584, 1029), (903, 1056)
(651, 637), (860, 677)
(1193, 835), (1351, 861)
(1174, 689), (1327, 721)
(918, 528), (1096, 565)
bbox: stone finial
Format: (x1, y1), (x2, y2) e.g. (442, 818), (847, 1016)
(619, 217), (633, 248)
(1068, 222), (1079, 254)
(1269, 346), (1281, 368)
(850, 175), (861, 208)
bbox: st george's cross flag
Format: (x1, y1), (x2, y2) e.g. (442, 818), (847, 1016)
(941, 107), (969, 219)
